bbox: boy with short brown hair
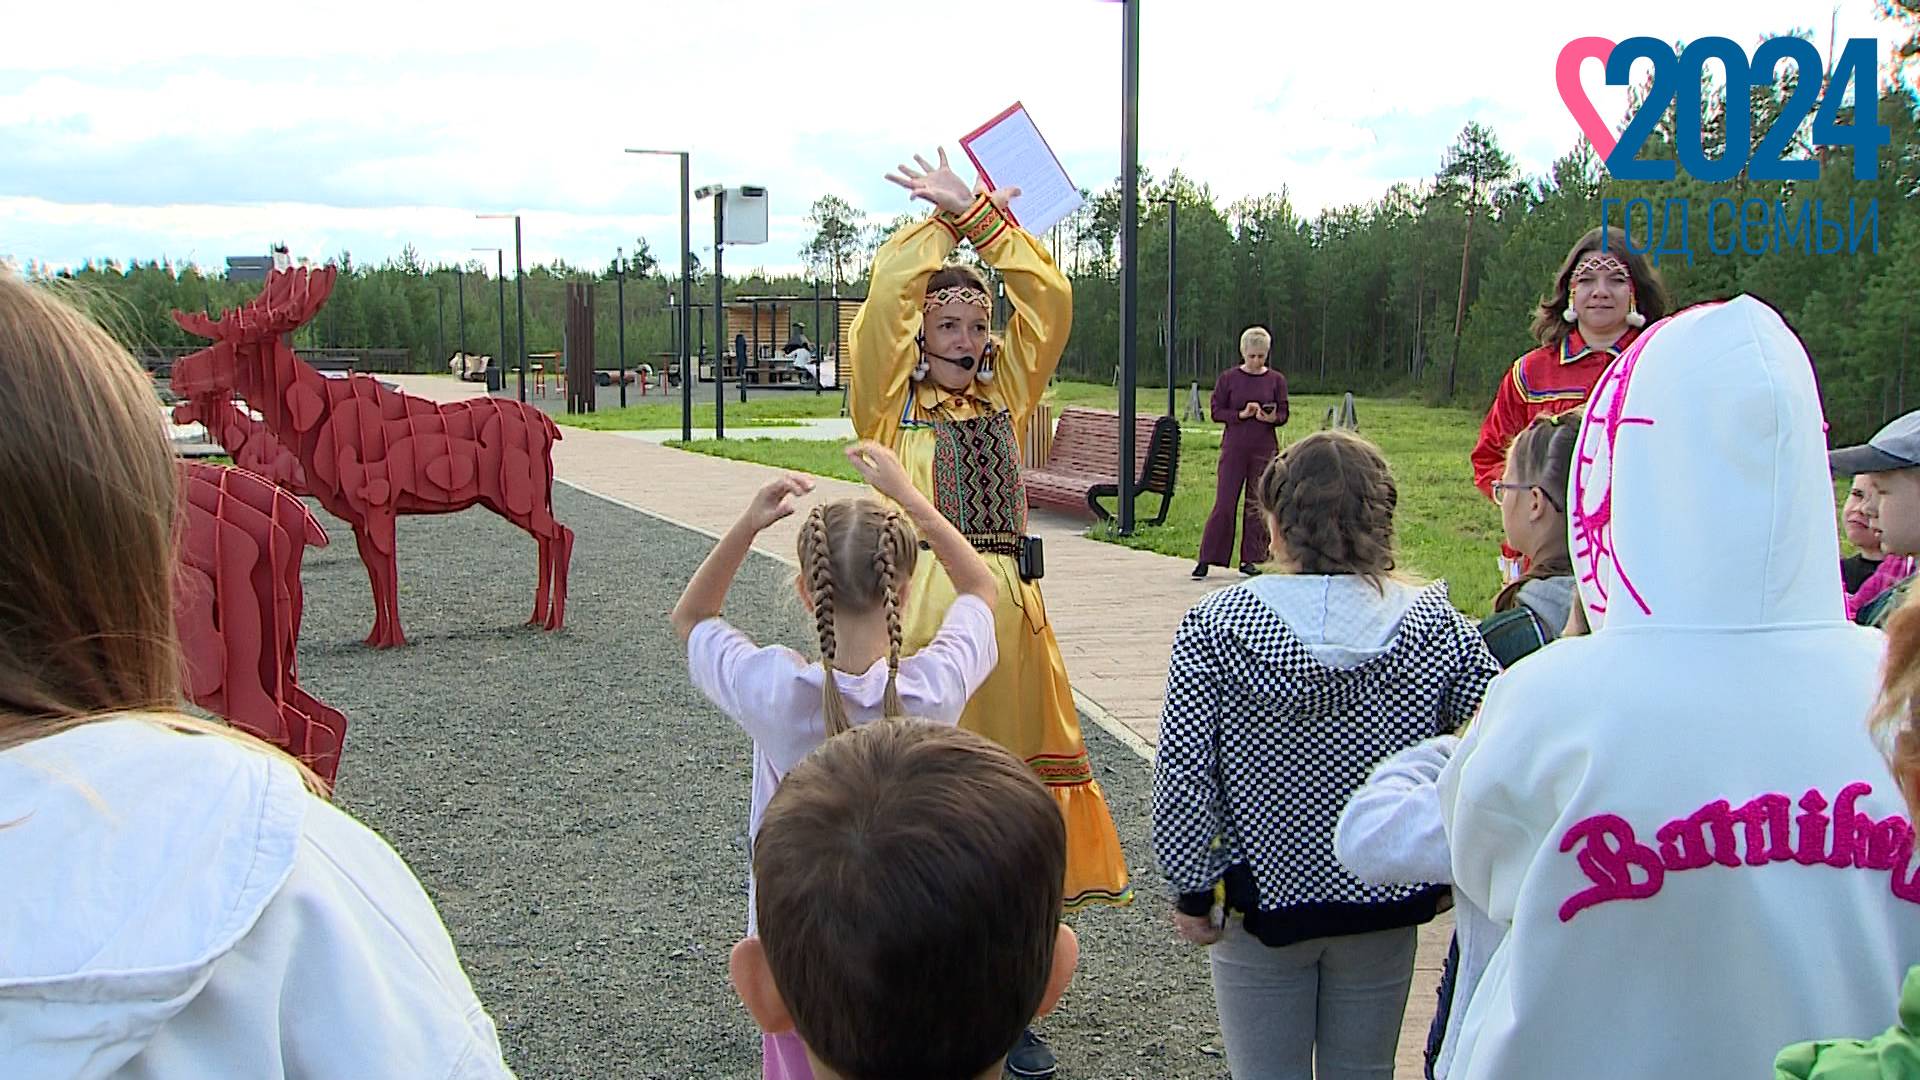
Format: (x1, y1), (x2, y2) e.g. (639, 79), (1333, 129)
(729, 719), (1078, 1080)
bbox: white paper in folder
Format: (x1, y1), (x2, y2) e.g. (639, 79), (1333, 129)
(960, 103), (1083, 236)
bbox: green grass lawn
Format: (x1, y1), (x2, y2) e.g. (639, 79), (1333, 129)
(668, 380), (1509, 617)
(558, 392), (846, 432)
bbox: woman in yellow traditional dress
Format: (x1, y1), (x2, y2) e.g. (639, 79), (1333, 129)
(852, 149), (1130, 1075)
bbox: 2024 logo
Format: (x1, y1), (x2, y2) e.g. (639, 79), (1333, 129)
(1558, 36), (1890, 182)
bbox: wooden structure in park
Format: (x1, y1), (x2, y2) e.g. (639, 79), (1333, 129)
(687, 295), (864, 385)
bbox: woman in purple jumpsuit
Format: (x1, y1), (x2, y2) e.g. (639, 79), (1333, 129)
(1193, 326), (1289, 579)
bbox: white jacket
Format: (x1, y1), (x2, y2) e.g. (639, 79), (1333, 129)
(0, 717), (513, 1079)
(1437, 296), (1911, 1079)
(1336, 735), (1498, 1080)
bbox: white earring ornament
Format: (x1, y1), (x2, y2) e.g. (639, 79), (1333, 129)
(1625, 302), (1646, 328)
(911, 359), (930, 381)
(1562, 304), (1578, 323)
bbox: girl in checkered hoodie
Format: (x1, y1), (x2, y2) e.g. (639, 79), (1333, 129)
(1152, 430), (1499, 1080)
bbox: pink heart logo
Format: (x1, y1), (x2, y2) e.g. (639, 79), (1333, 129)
(1557, 37), (1617, 161)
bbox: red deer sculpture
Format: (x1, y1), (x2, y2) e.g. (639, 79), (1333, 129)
(174, 395), (308, 493)
(171, 267), (573, 647)
(176, 461), (347, 786)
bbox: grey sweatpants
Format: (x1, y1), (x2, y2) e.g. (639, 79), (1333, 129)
(1208, 920), (1417, 1080)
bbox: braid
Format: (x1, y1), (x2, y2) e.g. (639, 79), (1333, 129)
(876, 512), (907, 718)
(1257, 431), (1399, 585)
(801, 507), (851, 737)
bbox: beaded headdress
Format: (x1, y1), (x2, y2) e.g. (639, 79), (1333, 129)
(1572, 252), (1631, 280)
(923, 285), (992, 313)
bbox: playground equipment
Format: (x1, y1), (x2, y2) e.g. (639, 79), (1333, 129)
(171, 267), (574, 648)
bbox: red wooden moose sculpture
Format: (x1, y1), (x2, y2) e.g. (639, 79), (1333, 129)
(171, 267), (573, 647)
(174, 395), (308, 493)
(176, 460), (348, 785)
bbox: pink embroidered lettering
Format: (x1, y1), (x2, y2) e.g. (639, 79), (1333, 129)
(1657, 799), (1740, 871)
(1827, 783), (1873, 869)
(1732, 793), (1794, 865)
(1795, 789), (1832, 866)
(1558, 782), (1920, 922)
(1863, 815), (1912, 872)
(1559, 814), (1666, 922)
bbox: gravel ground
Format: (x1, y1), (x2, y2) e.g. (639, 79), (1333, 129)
(297, 483), (1231, 1079)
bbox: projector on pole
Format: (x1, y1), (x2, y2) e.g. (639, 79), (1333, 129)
(722, 186), (769, 245)
(696, 184), (769, 440)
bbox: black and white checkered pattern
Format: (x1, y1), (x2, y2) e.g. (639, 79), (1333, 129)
(1152, 581), (1498, 914)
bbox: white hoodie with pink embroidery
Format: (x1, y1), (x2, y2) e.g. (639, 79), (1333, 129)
(1435, 296), (1918, 1080)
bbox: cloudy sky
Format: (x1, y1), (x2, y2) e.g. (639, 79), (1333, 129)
(1, 0), (1898, 278)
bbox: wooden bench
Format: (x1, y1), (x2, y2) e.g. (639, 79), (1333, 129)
(1024, 406), (1181, 526)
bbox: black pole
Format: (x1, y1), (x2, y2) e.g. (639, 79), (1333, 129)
(456, 266), (467, 357)
(617, 249), (628, 408)
(1118, 0), (1140, 535)
(494, 251), (507, 397)
(1167, 201), (1178, 417)
(813, 278), (822, 395)
(742, 299), (754, 406)
(713, 193), (726, 439)
(680, 154), (693, 442)
(436, 280), (446, 373)
(513, 217), (528, 403)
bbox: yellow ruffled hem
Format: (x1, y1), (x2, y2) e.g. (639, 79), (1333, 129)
(1054, 775), (1134, 912)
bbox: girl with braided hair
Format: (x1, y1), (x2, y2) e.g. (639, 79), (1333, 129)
(1153, 430), (1499, 1080)
(673, 440), (997, 1080)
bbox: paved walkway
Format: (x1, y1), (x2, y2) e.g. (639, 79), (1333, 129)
(389, 374), (1450, 1079)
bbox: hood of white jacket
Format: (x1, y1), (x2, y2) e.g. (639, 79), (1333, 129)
(1243, 575), (1426, 667)
(1571, 295), (1844, 630)
(0, 718), (306, 1075)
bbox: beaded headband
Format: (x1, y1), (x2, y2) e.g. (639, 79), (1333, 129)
(924, 285), (992, 313)
(1572, 252), (1631, 280)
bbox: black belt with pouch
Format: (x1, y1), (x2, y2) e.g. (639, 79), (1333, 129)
(919, 534), (1046, 582)
(1016, 536), (1044, 582)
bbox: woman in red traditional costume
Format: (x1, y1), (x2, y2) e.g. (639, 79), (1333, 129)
(1469, 227), (1669, 578)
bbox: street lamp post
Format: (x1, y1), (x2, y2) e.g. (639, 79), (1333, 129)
(1154, 195), (1178, 418)
(615, 247), (629, 408)
(476, 214), (528, 401)
(1117, 0), (1141, 535)
(697, 185), (728, 439)
(625, 148), (694, 440)
(454, 265), (468, 359)
(472, 247), (506, 395)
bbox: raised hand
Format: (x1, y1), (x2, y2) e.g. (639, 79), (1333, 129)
(972, 177), (1022, 214)
(742, 474), (814, 533)
(844, 440), (914, 504)
(885, 148), (975, 215)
